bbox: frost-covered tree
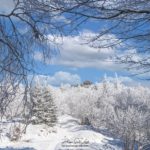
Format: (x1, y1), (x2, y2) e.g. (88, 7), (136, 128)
(53, 76), (150, 149)
(30, 85), (57, 127)
(106, 106), (149, 150)
(42, 87), (57, 127)
(105, 89), (150, 150)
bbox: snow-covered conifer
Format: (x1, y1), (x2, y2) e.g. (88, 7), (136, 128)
(30, 85), (57, 127)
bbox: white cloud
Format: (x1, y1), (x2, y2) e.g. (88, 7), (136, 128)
(106, 75), (134, 84)
(34, 51), (44, 62)
(34, 31), (126, 71)
(33, 71), (81, 86)
(101, 74), (150, 87)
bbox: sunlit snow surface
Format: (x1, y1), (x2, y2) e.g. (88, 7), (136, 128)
(0, 115), (122, 150)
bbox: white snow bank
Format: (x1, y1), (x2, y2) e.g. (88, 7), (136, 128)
(0, 115), (122, 150)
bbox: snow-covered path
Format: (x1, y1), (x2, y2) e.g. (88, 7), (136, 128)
(0, 115), (122, 150)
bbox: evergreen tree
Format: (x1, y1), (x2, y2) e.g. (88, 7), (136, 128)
(42, 87), (57, 127)
(30, 85), (57, 127)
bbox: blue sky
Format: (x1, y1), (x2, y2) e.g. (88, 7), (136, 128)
(34, 60), (129, 83)
(32, 20), (149, 86)
(32, 19), (146, 86)
(1, 0), (150, 87)
(34, 57), (150, 87)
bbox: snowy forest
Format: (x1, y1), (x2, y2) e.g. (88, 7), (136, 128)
(1, 76), (150, 150)
(1, 0), (150, 150)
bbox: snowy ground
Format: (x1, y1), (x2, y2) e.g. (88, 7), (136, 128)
(0, 115), (122, 150)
